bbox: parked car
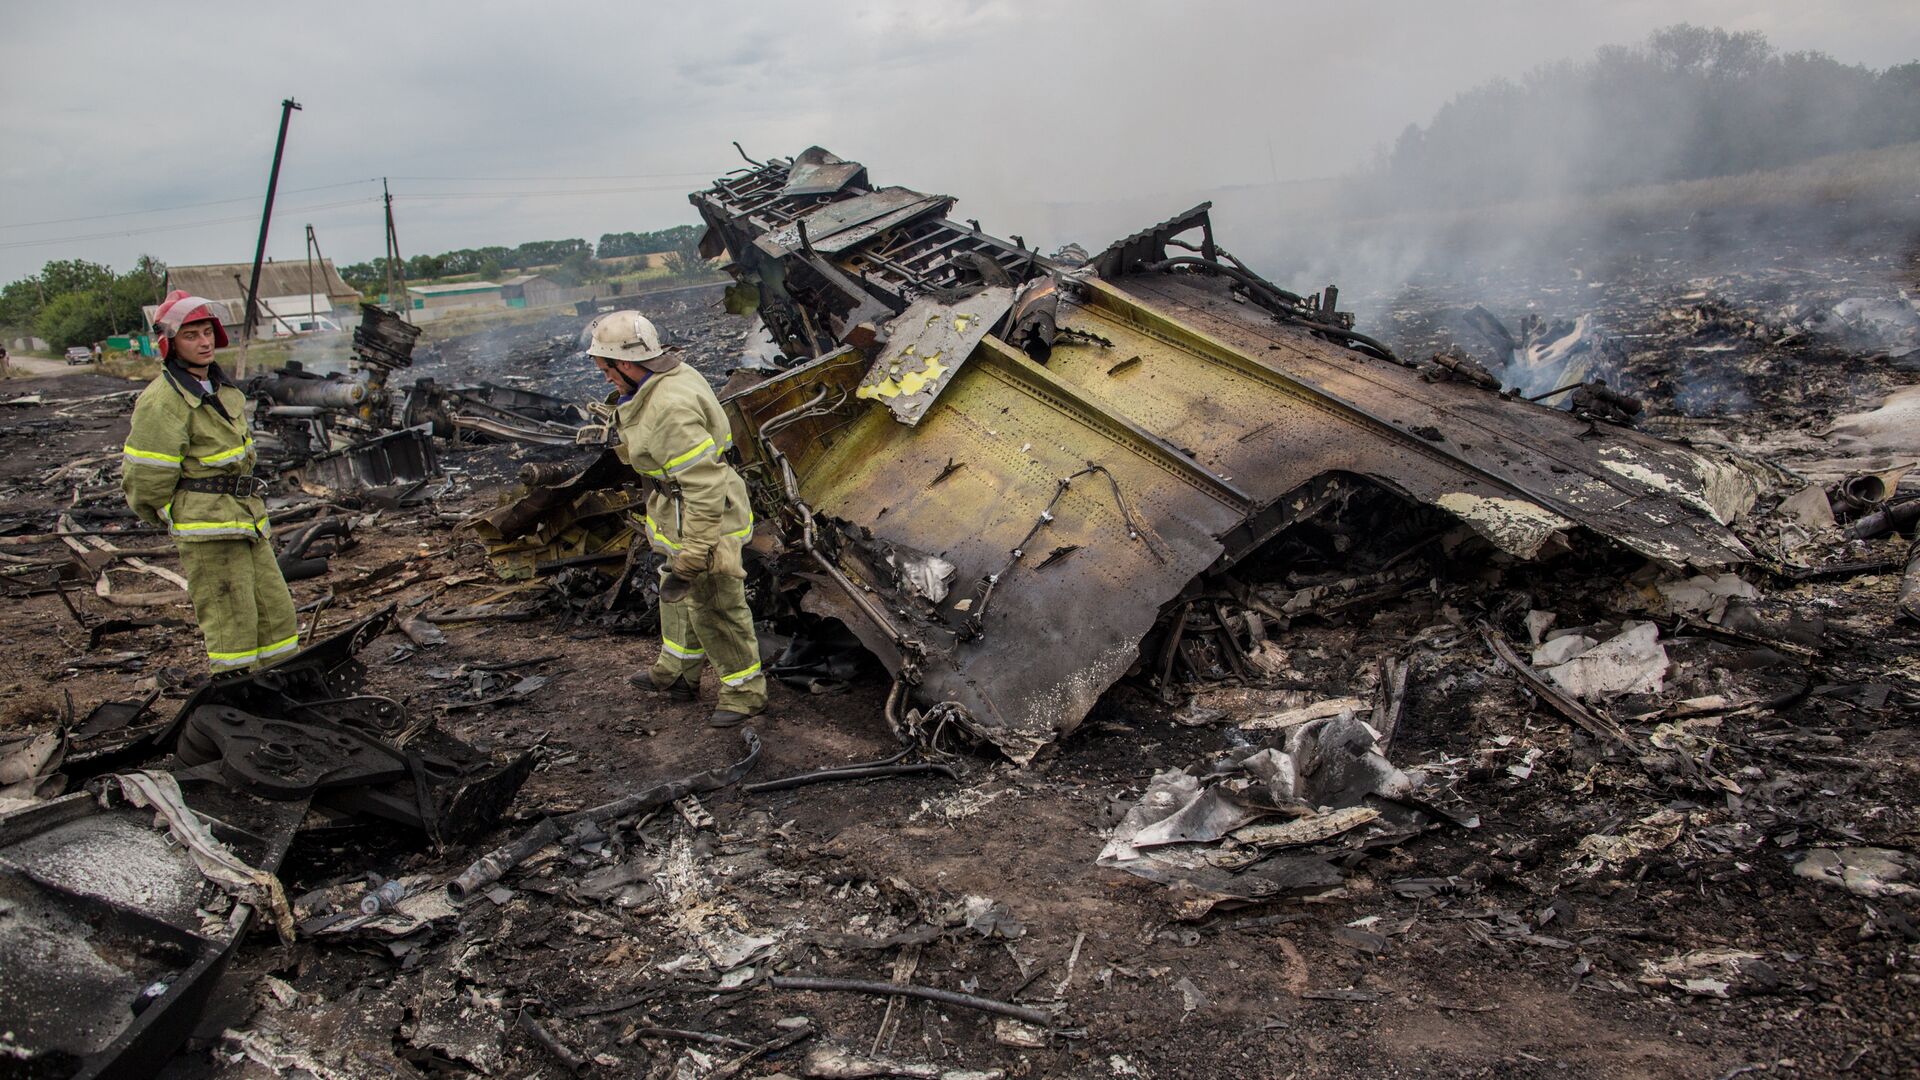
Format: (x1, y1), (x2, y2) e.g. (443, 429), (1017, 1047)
(63, 346), (92, 365)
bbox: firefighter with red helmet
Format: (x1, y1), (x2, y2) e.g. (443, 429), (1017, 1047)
(121, 291), (297, 673)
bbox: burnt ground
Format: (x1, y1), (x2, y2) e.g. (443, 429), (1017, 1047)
(2, 210), (1918, 1080)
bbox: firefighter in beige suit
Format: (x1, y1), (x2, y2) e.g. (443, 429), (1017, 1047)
(588, 310), (767, 726)
(122, 291), (297, 673)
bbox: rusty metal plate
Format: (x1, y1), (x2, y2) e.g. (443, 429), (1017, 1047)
(782, 146), (866, 197)
(1062, 277), (1753, 569)
(855, 287), (1013, 426)
(734, 341), (1246, 761)
(760, 188), (953, 257)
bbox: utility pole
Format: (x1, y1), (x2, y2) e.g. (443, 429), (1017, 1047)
(382, 178), (411, 322)
(238, 97), (301, 377)
(304, 224), (319, 331)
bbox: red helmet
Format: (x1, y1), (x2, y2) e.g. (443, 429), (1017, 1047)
(153, 290), (231, 359)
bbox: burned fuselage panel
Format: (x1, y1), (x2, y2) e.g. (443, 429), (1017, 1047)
(699, 149), (1756, 760)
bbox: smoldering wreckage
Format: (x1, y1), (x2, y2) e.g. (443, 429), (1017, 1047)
(2, 147), (1917, 1079)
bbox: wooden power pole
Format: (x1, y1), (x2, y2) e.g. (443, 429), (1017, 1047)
(382, 178), (411, 322)
(237, 97), (301, 376)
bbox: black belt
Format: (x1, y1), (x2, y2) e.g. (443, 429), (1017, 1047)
(176, 474), (269, 499)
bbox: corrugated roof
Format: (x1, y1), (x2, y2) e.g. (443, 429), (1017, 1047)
(165, 260), (361, 309)
(407, 281), (502, 296)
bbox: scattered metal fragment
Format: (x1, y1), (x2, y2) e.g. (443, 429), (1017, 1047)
(0, 608), (528, 1077)
(1795, 846), (1919, 898)
(447, 729), (761, 902)
(1480, 623), (1635, 751)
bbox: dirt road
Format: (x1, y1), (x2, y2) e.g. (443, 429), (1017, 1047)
(2, 353), (87, 378)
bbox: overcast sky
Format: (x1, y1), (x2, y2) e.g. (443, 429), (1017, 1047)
(3, 1), (1916, 284)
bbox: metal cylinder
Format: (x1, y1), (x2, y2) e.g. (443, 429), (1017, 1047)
(517, 462), (579, 488)
(260, 376), (367, 408)
(1844, 497), (1920, 540)
(359, 878), (406, 914)
(1828, 474), (1896, 518)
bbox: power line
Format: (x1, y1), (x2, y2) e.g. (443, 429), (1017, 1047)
(2, 180), (711, 255)
(387, 171), (715, 183)
(0, 179), (381, 232)
(0, 172), (713, 236)
(396, 183), (700, 200)
(0, 197), (380, 251)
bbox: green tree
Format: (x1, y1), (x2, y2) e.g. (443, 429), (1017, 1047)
(0, 278), (42, 333)
(661, 229), (711, 279)
(129, 255), (166, 305)
(37, 259), (113, 298)
(549, 247), (599, 287)
(35, 291), (111, 350)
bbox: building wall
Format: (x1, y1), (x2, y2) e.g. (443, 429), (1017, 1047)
(413, 288), (504, 312)
(520, 278), (568, 308)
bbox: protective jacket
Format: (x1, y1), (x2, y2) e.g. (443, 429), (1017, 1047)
(122, 359), (268, 541)
(612, 362), (751, 565)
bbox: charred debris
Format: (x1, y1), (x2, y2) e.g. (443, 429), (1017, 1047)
(1, 608), (530, 1077)
(246, 303), (593, 505)
(1, 145), (1917, 1077)
(494, 144), (1776, 761)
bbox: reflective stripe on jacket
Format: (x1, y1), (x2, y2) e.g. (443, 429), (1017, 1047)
(611, 363), (751, 556)
(121, 364), (270, 542)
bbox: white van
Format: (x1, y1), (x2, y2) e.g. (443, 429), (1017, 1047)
(271, 315), (342, 338)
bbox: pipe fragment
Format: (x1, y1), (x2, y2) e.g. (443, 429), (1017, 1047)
(447, 730), (761, 901)
(1844, 497), (1920, 540)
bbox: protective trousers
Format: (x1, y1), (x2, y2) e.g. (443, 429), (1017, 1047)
(650, 568), (767, 713)
(176, 537), (298, 673)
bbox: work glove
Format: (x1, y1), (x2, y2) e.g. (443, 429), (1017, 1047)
(710, 536), (746, 579)
(669, 537), (713, 577)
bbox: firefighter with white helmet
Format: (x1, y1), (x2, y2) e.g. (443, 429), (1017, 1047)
(588, 309), (767, 726)
(121, 290), (297, 673)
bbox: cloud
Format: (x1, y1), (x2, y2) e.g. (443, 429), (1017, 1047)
(2, 1), (1915, 281)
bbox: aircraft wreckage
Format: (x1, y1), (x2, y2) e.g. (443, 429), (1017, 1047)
(0, 608), (531, 1078)
(496, 146), (1758, 763)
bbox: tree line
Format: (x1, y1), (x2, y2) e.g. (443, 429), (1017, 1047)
(337, 225), (704, 290)
(0, 257), (166, 350)
(1376, 24), (1920, 207)
(0, 222), (713, 351)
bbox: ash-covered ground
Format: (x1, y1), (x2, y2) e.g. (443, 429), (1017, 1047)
(2, 205), (1917, 1080)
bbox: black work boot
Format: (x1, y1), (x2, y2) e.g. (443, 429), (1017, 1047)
(709, 706), (765, 728)
(628, 673), (697, 701)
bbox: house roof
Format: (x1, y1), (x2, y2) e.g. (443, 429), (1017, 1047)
(165, 260), (360, 311)
(406, 281), (502, 296)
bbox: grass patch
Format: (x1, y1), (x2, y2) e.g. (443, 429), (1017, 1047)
(416, 305), (580, 342)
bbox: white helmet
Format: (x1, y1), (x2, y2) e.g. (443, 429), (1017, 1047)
(585, 310), (679, 371)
